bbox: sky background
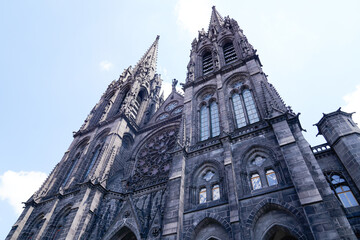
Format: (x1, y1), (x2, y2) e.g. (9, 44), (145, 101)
(1, 0), (360, 238)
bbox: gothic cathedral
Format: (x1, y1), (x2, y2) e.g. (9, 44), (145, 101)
(7, 7), (360, 240)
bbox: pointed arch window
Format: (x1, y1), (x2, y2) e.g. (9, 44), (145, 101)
(84, 146), (101, 179)
(210, 102), (220, 137)
(327, 173), (359, 208)
(203, 52), (213, 74)
(200, 102), (220, 141)
(193, 168), (222, 205)
(223, 42), (237, 64)
(62, 153), (80, 187)
(231, 86), (259, 128)
(200, 105), (210, 141)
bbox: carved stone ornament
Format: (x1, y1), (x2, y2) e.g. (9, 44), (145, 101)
(129, 127), (179, 190)
(251, 156), (266, 167)
(151, 227), (160, 237)
(124, 211), (130, 218)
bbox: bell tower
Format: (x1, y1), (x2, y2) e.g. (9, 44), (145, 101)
(180, 6), (356, 239)
(7, 36), (163, 240)
(183, 6), (288, 145)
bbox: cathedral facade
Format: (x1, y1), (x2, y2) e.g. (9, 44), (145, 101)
(6, 7), (360, 240)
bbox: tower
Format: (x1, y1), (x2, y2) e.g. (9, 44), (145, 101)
(6, 6), (360, 240)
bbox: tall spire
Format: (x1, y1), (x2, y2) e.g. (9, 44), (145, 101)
(133, 35), (159, 74)
(208, 6), (224, 33)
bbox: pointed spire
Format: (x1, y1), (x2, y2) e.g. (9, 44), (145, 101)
(208, 6), (224, 33)
(134, 35), (159, 73)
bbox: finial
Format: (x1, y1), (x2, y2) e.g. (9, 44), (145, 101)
(156, 35), (160, 40)
(172, 78), (178, 91)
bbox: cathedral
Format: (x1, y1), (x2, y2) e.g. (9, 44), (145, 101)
(6, 6), (360, 240)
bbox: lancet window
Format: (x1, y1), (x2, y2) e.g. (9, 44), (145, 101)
(230, 82), (259, 128)
(202, 51), (213, 74)
(199, 93), (220, 141)
(48, 208), (71, 240)
(223, 42), (237, 64)
(62, 153), (80, 187)
(83, 146), (101, 179)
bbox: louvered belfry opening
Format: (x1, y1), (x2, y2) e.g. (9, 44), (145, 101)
(202, 52), (213, 74)
(223, 42), (237, 64)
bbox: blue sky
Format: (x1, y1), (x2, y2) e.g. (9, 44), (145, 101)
(1, 0), (360, 238)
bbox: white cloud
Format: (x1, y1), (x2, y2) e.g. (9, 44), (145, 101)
(175, 0), (215, 36)
(343, 84), (360, 124)
(0, 171), (47, 215)
(99, 61), (113, 71)
(162, 80), (173, 99)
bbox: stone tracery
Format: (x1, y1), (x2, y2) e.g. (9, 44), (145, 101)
(129, 127), (179, 190)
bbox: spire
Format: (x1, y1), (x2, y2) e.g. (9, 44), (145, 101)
(133, 35), (160, 74)
(208, 6), (224, 33)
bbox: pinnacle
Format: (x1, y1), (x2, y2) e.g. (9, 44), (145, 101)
(208, 6), (224, 33)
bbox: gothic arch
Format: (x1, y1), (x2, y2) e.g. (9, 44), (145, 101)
(45, 205), (73, 240)
(103, 220), (140, 240)
(218, 36), (235, 48)
(190, 159), (224, 183)
(223, 71), (250, 88)
(240, 144), (279, 170)
(73, 136), (90, 150)
(131, 123), (180, 160)
(245, 198), (309, 240)
(94, 128), (111, 140)
(194, 85), (217, 100)
(262, 223), (306, 240)
(188, 160), (227, 206)
(245, 198), (306, 228)
(184, 214), (232, 240)
(127, 124), (180, 190)
(197, 44), (214, 56)
(19, 213), (45, 239)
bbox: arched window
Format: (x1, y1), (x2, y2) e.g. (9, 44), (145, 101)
(48, 208), (71, 240)
(129, 89), (146, 120)
(223, 42), (237, 64)
(19, 214), (45, 240)
(266, 169), (278, 186)
(231, 93), (246, 128)
(327, 173), (359, 208)
(203, 52), (213, 74)
(199, 98), (220, 141)
(210, 102), (220, 137)
(251, 173), (262, 190)
(192, 167), (222, 205)
(83, 146), (101, 179)
(62, 153), (80, 187)
(231, 85), (259, 128)
(200, 105), (209, 141)
(243, 89), (259, 124)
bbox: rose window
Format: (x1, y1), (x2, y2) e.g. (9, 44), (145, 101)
(130, 128), (178, 189)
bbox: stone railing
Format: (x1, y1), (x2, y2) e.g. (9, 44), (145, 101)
(311, 143), (331, 154)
